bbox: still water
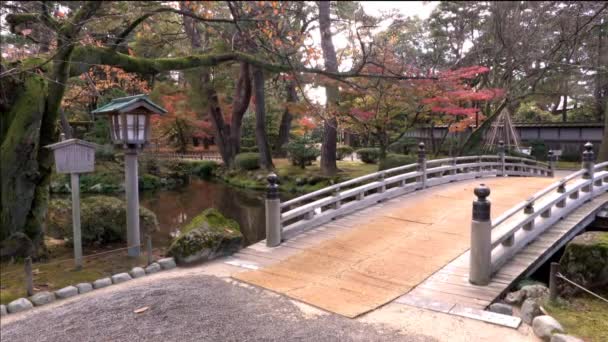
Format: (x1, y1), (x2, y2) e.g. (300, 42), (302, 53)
(141, 178), (268, 247)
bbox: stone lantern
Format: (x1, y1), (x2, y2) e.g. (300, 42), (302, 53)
(92, 94), (167, 257)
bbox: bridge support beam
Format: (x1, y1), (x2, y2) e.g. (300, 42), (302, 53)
(469, 184), (492, 286)
(266, 173), (282, 247)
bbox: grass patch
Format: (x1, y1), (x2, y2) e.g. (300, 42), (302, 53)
(544, 293), (608, 342)
(218, 158), (379, 195)
(0, 238), (162, 305)
(556, 161), (580, 170)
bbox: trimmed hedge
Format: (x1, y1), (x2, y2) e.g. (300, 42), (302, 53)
(240, 146), (259, 153)
(356, 148), (381, 164)
(190, 160), (218, 179)
(235, 152), (260, 170)
(378, 154), (417, 171)
(336, 145), (354, 160)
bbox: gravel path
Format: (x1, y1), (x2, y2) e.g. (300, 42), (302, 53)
(1, 273), (434, 342)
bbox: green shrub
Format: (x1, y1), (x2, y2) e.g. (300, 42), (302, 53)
(378, 154), (417, 171)
(356, 148), (381, 164)
(388, 137), (417, 154)
(530, 140), (548, 161)
(80, 172), (122, 193)
(285, 136), (320, 168)
(336, 145), (354, 160)
(240, 146), (259, 153)
(235, 153), (260, 170)
(190, 160), (218, 179)
(47, 196), (158, 246)
(560, 151), (580, 162)
(95, 144), (116, 161)
(139, 174), (161, 190)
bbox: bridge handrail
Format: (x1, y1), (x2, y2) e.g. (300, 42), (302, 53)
(490, 169), (586, 228)
(277, 155), (552, 240)
(281, 154), (521, 210)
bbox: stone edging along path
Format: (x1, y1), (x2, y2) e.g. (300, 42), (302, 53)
(0, 257), (177, 317)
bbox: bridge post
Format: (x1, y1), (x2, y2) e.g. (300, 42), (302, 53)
(498, 140), (506, 176)
(469, 184), (492, 285)
(523, 200), (535, 231)
(548, 150), (556, 177)
(582, 142), (595, 193)
(265, 173), (282, 247)
(417, 142), (427, 189)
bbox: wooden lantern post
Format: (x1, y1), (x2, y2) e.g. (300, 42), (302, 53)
(92, 94), (167, 257)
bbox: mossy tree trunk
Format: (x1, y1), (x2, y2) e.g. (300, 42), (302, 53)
(252, 66), (274, 169)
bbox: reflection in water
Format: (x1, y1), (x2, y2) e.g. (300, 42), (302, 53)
(141, 179), (267, 247)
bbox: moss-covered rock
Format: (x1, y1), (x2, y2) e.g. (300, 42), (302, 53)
(559, 231), (608, 296)
(47, 196), (158, 246)
(168, 208), (242, 264)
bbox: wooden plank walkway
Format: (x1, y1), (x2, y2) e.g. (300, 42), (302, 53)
(397, 193), (608, 317)
(227, 177), (560, 318)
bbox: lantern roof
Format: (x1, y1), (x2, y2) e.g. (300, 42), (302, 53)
(91, 94), (167, 115)
(45, 138), (99, 151)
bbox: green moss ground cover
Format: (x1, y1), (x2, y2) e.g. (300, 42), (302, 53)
(544, 293), (608, 342)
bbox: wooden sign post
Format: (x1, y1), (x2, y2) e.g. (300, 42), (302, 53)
(46, 136), (97, 269)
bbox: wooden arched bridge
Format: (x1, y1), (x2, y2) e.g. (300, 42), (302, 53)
(227, 142), (608, 327)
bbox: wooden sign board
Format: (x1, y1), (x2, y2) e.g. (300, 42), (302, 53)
(45, 139), (97, 174)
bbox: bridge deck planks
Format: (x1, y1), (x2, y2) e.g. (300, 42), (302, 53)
(399, 194), (608, 311)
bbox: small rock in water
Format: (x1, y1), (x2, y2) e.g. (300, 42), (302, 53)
(522, 284), (549, 300)
(76, 283), (93, 294)
(30, 291), (55, 306)
(533, 315), (564, 341)
(7, 298), (33, 314)
(158, 257), (176, 270)
(129, 267), (146, 278)
(505, 290), (525, 304)
(0, 304), (7, 316)
(550, 334), (583, 342)
(93, 277), (112, 289)
(488, 303), (513, 316)
(55, 286), (78, 299)
(521, 298), (542, 325)
(111, 273), (132, 284)
(145, 263), (162, 274)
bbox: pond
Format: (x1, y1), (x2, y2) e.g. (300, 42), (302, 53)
(141, 178), (270, 248)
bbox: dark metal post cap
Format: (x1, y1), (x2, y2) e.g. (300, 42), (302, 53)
(584, 142), (593, 152)
(267, 173), (278, 185)
(498, 140), (504, 146)
(474, 184), (490, 200)
(266, 173), (279, 199)
(472, 184), (491, 221)
(418, 142), (425, 151)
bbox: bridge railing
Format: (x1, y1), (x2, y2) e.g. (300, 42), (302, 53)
(469, 142), (608, 285)
(264, 140), (553, 247)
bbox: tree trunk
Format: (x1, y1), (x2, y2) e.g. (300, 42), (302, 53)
(181, 5), (251, 167)
(1, 2), (101, 257)
(252, 66), (273, 169)
(318, 1), (338, 176)
(59, 109), (73, 139)
(459, 100), (509, 155)
(275, 80), (297, 155)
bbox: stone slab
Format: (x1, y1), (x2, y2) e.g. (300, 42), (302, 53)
(145, 263), (161, 274)
(129, 267), (146, 278)
(111, 273), (132, 284)
(55, 286), (78, 299)
(158, 257), (176, 270)
(76, 283), (93, 294)
(30, 291), (56, 306)
(93, 277), (112, 289)
(7, 298), (33, 314)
